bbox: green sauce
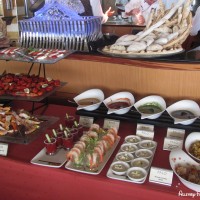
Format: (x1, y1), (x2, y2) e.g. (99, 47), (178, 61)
(138, 102), (163, 114)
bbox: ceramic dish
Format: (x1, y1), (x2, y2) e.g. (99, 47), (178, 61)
(74, 89), (104, 111)
(126, 167), (147, 182)
(134, 95), (166, 119)
(185, 132), (200, 162)
(166, 100), (200, 125)
(169, 148), (200, 192)
(138, 140), (156, 150)
(103, 91), (135, 114)
(110, 161), (130, 176)
(121, 143), (138, 154)
(135, 149), (153, 159)
(130, 158), (150, 169)
(116, 152), (134, 163)
(124, 135), (141, 144)
(31, 148), (68, 168)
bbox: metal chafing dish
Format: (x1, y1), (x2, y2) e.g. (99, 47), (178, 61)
(18, 1), (103, 52)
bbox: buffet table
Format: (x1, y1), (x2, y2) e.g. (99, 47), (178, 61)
(0, 101), (198, 200)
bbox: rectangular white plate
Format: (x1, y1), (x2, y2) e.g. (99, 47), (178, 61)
(65, 137), (120, 175)
(31, 148), (68, 168)
(107, 140), (157, 184)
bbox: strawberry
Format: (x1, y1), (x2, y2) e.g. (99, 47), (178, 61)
(54, 80), (60, 86)
(32, 88), (38, 94)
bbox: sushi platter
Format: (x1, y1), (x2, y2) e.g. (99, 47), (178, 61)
(65, 124), (121, 175)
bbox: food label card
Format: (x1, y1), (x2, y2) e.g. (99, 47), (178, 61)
(167, 128), (185, 140)
(137, 123), (154, 131)
(149, 167), (173, 186)
(136, 123), (154, 140)
(136, 130), (154, 140)
(0, 143), (8, 156)
(103, 119), (120, 131)
(163, 137), (183, 151)
(79, 116), (94, 128)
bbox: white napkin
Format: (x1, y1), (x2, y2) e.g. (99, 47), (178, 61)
(190, 6), (200, 36)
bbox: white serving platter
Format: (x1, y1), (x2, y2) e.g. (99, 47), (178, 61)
(107, 137), (157, 184)
(31, 148), (68, 168)
(65, 137), (120, 175)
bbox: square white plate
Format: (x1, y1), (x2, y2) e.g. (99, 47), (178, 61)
(31, 148), (68, 168)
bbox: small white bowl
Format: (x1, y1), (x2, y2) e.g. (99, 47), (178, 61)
(74, 89), (104, 111)
(103, 91), (135, 115)
(134, 95), (166, 119)
(124, 135), (141, 144)
(116, 152), (134, 163)
(121, 143), (138, 154)
(110, 161), (130, 176)
(185, 132), (200, 162)
(130, 158), (150, 169)
(166, 100), (200, 125)
(169, 148), (200, 192)
(138, 140), (157, 150)
(135, 149), (153, 159)
(126, 167), (147, 182)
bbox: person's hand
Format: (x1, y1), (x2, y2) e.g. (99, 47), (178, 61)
(105, 7), (115, 17)
(136, 14), (145, 25)
(131, 8), (141, 15)
(125, 8), (141, 16)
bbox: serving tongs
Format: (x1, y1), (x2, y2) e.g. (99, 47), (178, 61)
(14, 49), (34, 61)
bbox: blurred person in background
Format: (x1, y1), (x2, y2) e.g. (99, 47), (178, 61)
(29, 0), (114, 23)
(190, 5), (200, 36)
(125, 0), (158, 25)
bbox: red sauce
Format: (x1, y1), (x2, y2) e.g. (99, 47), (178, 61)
(107, 101), (130, 109)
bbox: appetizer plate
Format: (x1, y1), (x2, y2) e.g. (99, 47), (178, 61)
(107, 136), (157, 184)
(65, 136), (120, 175)
(74, 89), (104, 111)
(31, 148), (68, 168)
(169, 148), (200, 192)
(0, 47), (74, 64)
(103, 91), (135, 115)
(185, 132), (200, 162)
(166, 100), (200, 125)
(134, 95), (166, 119)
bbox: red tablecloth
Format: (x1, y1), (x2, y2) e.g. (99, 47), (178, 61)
(0, 101), (198, 200)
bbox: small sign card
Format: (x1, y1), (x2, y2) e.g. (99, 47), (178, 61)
(137, 123), (154, 131)
(0, 143), (8, 156)
(167, 128), (185, 140)
(136, 123), (154, 140)
(136, 130), (154, 140)
(103, 118), (120, 131)
(163, 137), (183, 151)
(149, 167), (173, 186)
(79, 116), (94, 128)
